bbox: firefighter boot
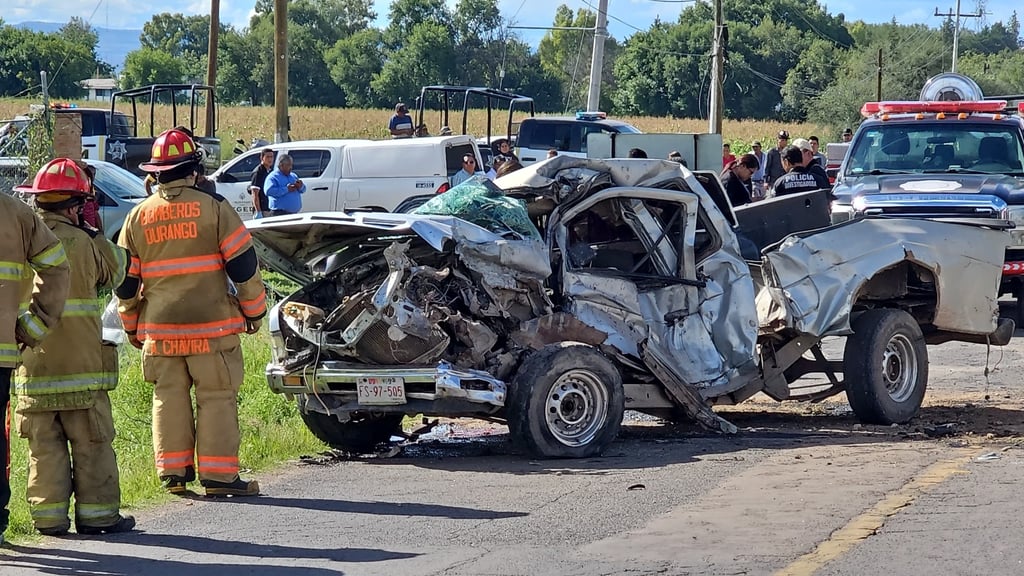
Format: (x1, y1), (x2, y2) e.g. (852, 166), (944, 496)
(202, 477), (260, 498)
(77, 515), (136, 535)
(160, 465), (196, 495)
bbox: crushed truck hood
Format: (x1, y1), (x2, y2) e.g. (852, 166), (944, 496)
(246, 211), (551, 285)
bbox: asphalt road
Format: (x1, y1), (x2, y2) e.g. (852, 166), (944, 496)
(3, 328), (1024, 576)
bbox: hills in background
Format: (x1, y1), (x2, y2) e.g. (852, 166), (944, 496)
(16, 21), (140, 71)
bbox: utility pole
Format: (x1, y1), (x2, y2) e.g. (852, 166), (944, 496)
(876, 48), (882, 101)
(708, 0), (724, 134)
(274, 0), (289, 143)
(586, 0), (609, 111)
(934, 0), (982, 73)
(205, 0), (219, 137)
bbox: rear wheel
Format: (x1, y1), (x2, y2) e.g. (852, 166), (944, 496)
(508, 343), (624, 458)
(298, 404), (404, 453)
(843, 309), (928, 424)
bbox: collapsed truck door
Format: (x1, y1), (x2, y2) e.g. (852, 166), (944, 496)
(553, 187), (740, 390)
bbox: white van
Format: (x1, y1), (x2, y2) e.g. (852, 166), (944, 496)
(210, 135), (484, 218)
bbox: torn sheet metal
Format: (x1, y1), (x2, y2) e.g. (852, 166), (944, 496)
(761, 217), (1008, 337)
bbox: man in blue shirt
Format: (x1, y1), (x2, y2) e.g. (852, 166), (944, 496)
(264, 154), (306, 215)
(450, 153), (479, 187)
(389, 103), (414, 139)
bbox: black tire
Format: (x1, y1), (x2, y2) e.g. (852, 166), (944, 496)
(508, 342), (625, 458)
(844, 308), (928, 424)
(298, 405), (404, 453)
(1014, 284), (1024, 328)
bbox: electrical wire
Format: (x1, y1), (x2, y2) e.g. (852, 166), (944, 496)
(564, 25), (590, 112)
(48, 0), (106, 89)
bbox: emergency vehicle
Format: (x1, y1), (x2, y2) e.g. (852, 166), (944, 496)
(830, 73), (1024, 321)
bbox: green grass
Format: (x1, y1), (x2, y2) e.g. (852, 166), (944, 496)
(5, 329), (327, 540)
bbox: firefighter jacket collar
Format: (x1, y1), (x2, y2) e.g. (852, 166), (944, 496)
(155, 178), (196, 200)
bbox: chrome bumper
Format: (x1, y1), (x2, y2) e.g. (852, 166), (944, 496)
(266, 360), (507, 407)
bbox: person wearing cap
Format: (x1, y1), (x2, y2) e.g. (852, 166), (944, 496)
(439, 126), (453, 136)
(791, 138), (831, 189)
(12, 158), (135, 537)
(749, 141), (767, 199)
(765, 130), (789, 188)
(117, 128), (267, 498)
(720, 153), (760, 207)
(0, 176), (70, 546)
(770, 145), (826, 198)
(389, 103), (415, 139)
(842, 127), (854, 143)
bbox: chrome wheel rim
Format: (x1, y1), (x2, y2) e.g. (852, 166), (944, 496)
(544, 369), (609, 447)
(882, 333), (918, 403)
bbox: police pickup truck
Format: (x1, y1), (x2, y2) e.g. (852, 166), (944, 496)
(830, 73), (1024, 321)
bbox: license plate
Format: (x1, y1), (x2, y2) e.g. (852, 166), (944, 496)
(356, 377), (407, 405)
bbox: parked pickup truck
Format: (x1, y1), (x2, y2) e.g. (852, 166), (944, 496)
(248, 157), (1013, 458)
(212, 135), (484, 219)
(831, 72), (1024, 322)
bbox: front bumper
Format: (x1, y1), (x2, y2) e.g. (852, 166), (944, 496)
(266, 360), (507, 407)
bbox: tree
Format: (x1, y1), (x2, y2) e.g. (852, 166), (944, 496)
(384, 0), (452, 49)
(373, 21), (457, 104)
(122, 47), (185, 87)
(326, 29), (386, 108)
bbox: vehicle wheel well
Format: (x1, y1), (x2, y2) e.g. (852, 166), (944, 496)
(853, 261), (937, 324)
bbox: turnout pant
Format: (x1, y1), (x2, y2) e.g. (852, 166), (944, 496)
(16, 391), (122, 531)
(1, 368), (10, 534)
(142, 345), (244, 483)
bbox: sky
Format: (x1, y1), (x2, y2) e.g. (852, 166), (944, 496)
(7, 0), (1021, 47)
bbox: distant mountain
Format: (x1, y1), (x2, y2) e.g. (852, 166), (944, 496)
(15, 21), (141, 71)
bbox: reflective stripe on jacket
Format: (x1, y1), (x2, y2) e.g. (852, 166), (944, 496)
(0, 194), (70, 367)
(117, 180), (266, 356)
(15, 213), (128, 404)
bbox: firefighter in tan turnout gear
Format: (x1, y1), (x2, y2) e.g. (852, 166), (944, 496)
(0, 188), (70, 545)
(117, 128), (267, 497)
(13, 159), (135, 536)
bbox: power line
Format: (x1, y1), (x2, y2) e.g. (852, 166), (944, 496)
(578, 0), (646, 33)
(48, 0), (106, 88)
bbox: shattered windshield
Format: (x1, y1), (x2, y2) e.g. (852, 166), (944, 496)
(844, 123), (1024, 177)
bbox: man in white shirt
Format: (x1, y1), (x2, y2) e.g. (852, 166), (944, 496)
(749, 141), (767, 200)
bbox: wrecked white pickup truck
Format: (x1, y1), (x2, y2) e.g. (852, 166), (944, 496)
(247, 157), (1014, 458)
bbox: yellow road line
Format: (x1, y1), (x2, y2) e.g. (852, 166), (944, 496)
(774, 449), (977, 576)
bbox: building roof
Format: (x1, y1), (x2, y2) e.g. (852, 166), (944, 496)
(79, 78), (118, 90)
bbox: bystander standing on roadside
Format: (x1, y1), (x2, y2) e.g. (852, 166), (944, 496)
(628, 148), (648, 159)
(265, 154), (306, 216)
(249, 148), (275, 218)
(809, 136), (827, 168)
(722, 143), (736, 168)
(842, 127), (853, 142)
(765, 131), (789, 188)
(749, 141), (767, 200)
(389, 103), (415, 139)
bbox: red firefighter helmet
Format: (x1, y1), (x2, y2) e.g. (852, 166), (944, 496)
(139, 128), (201, 173)
(14, 158), (92, 207)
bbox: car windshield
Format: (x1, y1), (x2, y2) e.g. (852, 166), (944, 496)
(91, 162), (147, 199)
(615, 124), (641, 134)
(845, 123), (1024, 177)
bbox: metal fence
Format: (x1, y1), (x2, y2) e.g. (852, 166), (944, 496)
(0, 117), (32, 194)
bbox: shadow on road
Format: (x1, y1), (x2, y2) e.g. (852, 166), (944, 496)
(205, 497), (527, 519)
(4, 548), (335, 576)
(9, 531), (418, 563)
(344, 401), (1024, 476)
